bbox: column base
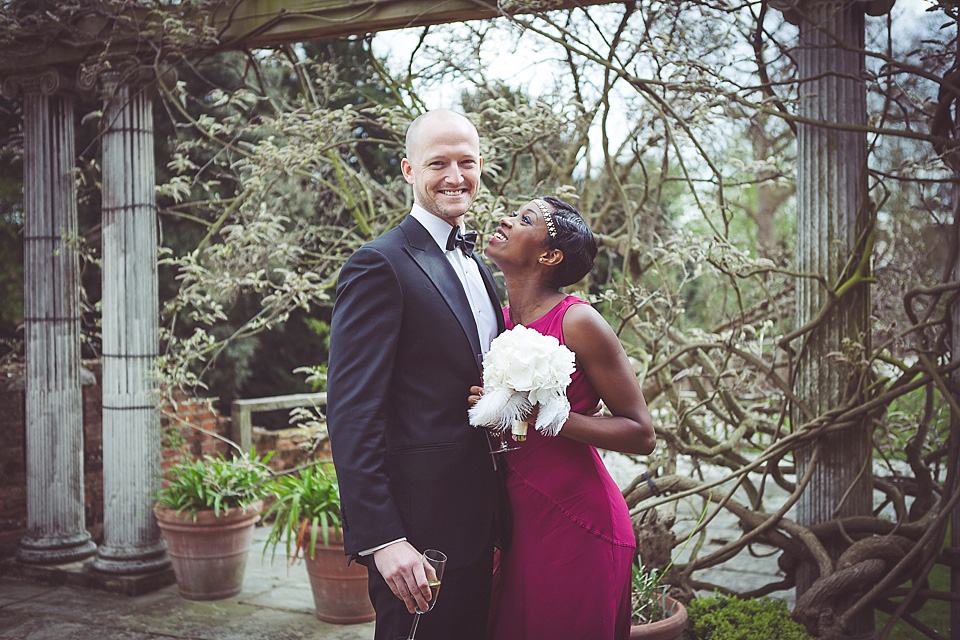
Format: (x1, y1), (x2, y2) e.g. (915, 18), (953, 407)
(1, 556), (176, 597)
(90, 542), (171, 575)
(16, 531), (97, 565)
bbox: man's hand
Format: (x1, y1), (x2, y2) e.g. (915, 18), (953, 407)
(373, 541), (432, 614)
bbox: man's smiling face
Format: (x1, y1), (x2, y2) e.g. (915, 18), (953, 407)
(401, 113), (483, 223)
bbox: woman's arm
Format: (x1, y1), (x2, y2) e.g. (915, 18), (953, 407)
(559, 303), (656, 455)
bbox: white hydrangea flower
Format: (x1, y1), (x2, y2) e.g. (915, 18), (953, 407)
(469, 325), (576, 437)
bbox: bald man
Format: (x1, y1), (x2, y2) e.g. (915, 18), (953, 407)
(327, 110), (505, 640)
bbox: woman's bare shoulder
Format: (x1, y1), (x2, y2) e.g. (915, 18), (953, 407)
(562, 300), (618, 353)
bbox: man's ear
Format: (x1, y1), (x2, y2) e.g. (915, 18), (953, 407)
(539, 248), (563, 266)
(400, 158), (414, 185)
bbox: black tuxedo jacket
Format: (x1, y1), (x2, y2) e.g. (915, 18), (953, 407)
(326, 215), (505, 570)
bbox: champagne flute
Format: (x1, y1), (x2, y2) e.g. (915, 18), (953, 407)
(491, 413), (532, 454)
(407, 549), (446, 640)
(489, 428), (521, 455)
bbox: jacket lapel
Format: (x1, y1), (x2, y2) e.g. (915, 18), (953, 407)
(400, 216), (484, 363)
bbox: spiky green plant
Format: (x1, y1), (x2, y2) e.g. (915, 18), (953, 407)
(263, 461), (342, 560)
(154, 450), (273, 516)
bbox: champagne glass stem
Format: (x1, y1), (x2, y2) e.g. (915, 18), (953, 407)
(407, 612), (422, 639)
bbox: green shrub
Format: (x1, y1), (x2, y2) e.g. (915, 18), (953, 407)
(154, 450), (273, 515)
(686, 594), (814, 640)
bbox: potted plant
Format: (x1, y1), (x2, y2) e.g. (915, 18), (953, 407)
(153, 450), (272, 600)
(263, 461), (375, 624)
(629, 565), (688, 640)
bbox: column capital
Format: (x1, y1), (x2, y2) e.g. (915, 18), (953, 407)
(1, 67), (65, 99)
(769, 0), (895, 24)
(94, 65), (172, 104)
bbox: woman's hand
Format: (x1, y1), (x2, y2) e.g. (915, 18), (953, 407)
(468, 385), (484, 407)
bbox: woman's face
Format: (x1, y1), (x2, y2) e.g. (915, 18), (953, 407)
(484, 200), (553, 268)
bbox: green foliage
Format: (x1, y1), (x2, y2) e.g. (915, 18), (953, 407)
(0, 143), (23, 354)
(631, 565), (677, 624)
(0, 216), (22, 349)
(875, 381), (949, 467)
(151, 41), (395, 410)
(154, 450), (273, 516)
(295, 317), (330, 393)
(263, 462), (342, 560)
(685, 595), (813, 640)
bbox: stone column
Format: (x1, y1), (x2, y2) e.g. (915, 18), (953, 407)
(791, 1), (874, 637)
(90, 75), (169, 575)
(951, 140), (960, 640)
(3, 70), (97, 565)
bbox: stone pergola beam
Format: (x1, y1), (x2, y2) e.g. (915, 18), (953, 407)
(0, 0), (609, 74)
(213, 0), (610, 48)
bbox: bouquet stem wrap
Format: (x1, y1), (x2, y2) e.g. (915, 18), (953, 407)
(469, 325), (575, 438)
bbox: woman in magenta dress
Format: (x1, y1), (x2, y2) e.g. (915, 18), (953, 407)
(470, 196), (656, 640)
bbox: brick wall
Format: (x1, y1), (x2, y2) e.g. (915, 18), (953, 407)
(0, 379), (26, 558)
(252, 425), (331, 472)
(160, 394), (233, 473)
(82, 378), (104, 544)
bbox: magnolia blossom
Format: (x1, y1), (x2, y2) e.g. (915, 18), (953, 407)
(469, 325), (576, 437)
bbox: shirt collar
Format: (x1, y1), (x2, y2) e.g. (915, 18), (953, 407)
(410, 204), (461, 253)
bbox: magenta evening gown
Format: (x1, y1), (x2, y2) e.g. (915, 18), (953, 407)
(487, 295), (635, 640)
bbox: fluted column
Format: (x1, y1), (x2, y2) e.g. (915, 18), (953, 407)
(792, 0), (873, 636)
(5, 70), (97, 565)
(90, 75), (169, 575)
(951, 155), (960, 640)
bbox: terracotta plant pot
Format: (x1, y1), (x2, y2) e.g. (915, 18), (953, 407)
(154, 500), (262, 601)
(301, 526), (375, 624)
(629, 594), (688, 640)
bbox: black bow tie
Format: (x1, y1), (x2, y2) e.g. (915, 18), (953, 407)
(446, 226), (477, 257)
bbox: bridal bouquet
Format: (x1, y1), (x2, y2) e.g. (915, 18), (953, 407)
(469, 325), (576, 440)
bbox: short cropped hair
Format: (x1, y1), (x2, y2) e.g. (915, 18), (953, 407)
(541, 196), (597, 288)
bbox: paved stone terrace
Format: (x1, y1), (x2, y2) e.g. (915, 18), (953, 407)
(0, 527), (375, 640)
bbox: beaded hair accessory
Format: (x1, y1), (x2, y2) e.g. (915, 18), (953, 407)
(532, 198), (557, 238)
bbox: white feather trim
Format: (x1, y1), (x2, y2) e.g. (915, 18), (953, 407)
(534, 394), (570, 437)
(469, 388), (531, 434)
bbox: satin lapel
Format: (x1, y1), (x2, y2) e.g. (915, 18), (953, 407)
(473, 254), (505, 334)
(400, 217), (484, 362)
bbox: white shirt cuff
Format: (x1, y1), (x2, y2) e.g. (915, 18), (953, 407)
(358, 538), (407, 556)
